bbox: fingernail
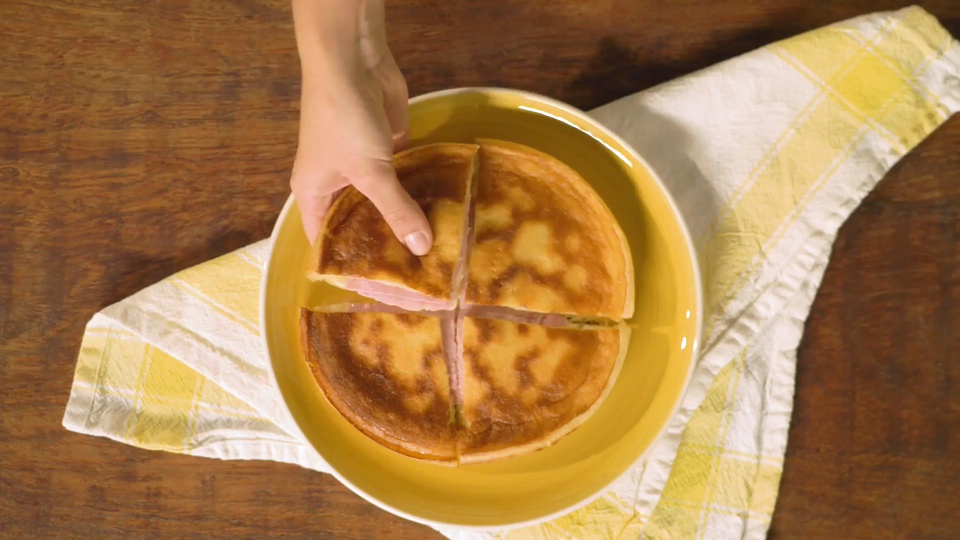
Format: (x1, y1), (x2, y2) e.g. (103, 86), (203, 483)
(403, 232), (431, 256)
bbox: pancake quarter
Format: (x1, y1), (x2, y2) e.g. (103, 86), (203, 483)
(310, 143), (480, 309)
(457, 316), (628, 464)
(465, 140), (634, 319)
(299, 309), (457, 463)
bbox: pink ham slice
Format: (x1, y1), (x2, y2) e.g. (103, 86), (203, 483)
(440, 312), (462, 411)
(460, 304), (571, 327)
(453, 165), (477, 304)
(309, 301), (447, 316)
(338, 277), (454, 311)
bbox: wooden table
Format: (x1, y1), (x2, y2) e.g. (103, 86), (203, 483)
(2, 0), (958, 537)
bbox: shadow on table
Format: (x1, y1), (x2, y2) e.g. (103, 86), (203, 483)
(566, 13), (809, 110)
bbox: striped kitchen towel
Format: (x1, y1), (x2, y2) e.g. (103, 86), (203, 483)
(64, 6), (959, 540)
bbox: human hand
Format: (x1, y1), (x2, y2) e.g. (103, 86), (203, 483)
(290, 0), (433, 255)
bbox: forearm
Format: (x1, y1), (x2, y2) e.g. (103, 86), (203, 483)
(289, 0), (423, 251)
(292, 0), (364, 79)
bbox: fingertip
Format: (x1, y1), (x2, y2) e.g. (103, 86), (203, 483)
(394, 198), (434, 256)
(402, 230), (432, 256)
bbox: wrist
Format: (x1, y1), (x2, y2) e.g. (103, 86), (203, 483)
(293, 0), (363, 78)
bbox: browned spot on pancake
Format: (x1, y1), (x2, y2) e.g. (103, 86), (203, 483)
(534, 330), (596, 405)
(517, 324), (529, 335)
(513, 348), (540, 389)
(421, 346), (442, 370)
(396, 313), (423, 329)
(465, 350), (525, 413)
(437, 261), (454, 283)
(484, 263), (575, 304)
(487, 265), (522, 302)
(474, 227), (515, 245)
(375, 343), (390, 366)
(414, 375), (432, 394)
(472, 317), (496, 345)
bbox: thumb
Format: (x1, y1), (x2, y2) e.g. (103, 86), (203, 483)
(352, 159), (433, 256)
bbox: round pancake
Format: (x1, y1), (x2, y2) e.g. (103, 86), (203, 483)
(457, 316), (629, 464)
(299, 309), (457, 463)
(464, 140), (633, 319)
(311, 143), (479, 304)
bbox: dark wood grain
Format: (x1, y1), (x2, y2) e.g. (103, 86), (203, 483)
(1, 0), (958, 538)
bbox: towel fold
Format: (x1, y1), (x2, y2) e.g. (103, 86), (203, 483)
(64, 6), (959, 539)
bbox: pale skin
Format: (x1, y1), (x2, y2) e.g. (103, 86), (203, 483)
(291, 0), (433, 255)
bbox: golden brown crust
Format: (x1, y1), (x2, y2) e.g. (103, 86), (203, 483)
(310, 143), (480, 301)
(457, 317), (625, 463)
(299, 309), (457, 462)
(302, 139), (634, 464)
(464, 139), (632, 319)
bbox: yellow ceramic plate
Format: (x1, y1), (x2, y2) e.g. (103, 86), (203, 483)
(260, 88), (702, 529)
